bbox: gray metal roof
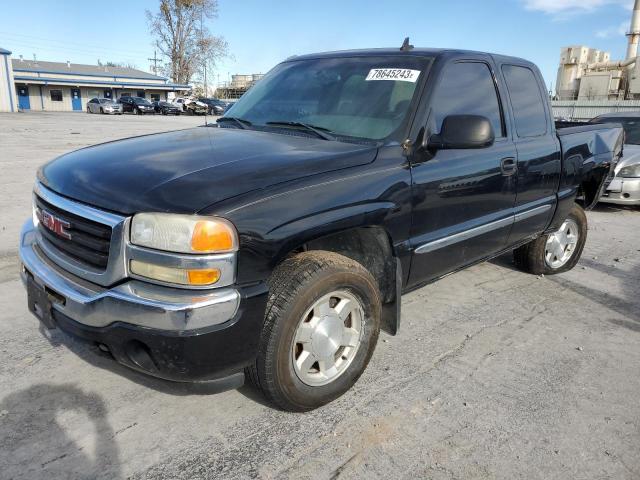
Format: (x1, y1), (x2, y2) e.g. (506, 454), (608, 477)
(11, 59), (166, 80)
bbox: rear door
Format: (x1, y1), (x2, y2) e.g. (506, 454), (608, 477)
(407, 58), (518, 287)
(499, 63), (560, 245)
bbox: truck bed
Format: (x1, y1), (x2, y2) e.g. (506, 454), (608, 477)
(555, 122), (623, 210)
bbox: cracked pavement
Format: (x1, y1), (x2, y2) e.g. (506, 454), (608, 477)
(0, 112), (639, 479)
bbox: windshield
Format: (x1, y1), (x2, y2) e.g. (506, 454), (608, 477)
(98, 99), (113, 104)
(226, 56), (430, 141)
(133, 97), (151, 105)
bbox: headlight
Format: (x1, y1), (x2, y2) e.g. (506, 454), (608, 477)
(131, 213), (238, 254)
(130, 260), (221, 286)
(619, 164), (640, 178)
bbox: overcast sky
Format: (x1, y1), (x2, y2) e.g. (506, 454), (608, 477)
(0, 0), (636, 89)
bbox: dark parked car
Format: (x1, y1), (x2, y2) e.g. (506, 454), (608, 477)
(198, 97), (229, 115)
(20, 46), (622, 412)
(118, 96), (155, 115)
(152, 101), (181, 115)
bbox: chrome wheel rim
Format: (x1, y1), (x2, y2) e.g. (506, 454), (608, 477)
(545, 218), (579, 269)
(292, 290), (364, 387)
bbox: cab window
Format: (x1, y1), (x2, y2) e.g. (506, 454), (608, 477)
(502, 65), (547, 138)
(432, 62), (504, 138)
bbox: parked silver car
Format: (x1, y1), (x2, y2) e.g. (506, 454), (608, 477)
(86, 98), (123, 115)
(592, 113), (640, 206)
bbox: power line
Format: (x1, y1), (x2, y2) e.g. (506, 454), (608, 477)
(7, 40), (146, 64)
(0, 31), (151, 57)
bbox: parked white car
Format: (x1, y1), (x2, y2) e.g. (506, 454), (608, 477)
(86, 98), (122, 115)
(172, 97), (208, 115)
(592, 113), (640, 206)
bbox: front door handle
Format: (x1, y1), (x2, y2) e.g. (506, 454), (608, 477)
(501, 157), (517, 176)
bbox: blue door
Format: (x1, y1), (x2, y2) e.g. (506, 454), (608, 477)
(17, 85), (30, 110)
(71, 88), (82, 111)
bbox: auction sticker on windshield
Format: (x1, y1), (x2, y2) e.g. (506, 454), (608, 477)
(366, 68), (421, 82)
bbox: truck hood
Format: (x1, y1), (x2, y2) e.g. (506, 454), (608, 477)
(38, 127), (377, 215)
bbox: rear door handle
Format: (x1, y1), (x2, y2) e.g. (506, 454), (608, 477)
(501, 157), (517, 176)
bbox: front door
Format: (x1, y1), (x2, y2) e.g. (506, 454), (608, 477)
(17, 85), (30, 110)
(71, 88), (82, 111)
(408, 60), (517, 288)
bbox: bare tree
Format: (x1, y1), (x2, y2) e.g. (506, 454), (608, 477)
(98, 59), (139, 69)
(146, 0), (228, 85)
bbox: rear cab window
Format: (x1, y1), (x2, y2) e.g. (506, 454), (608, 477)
(502, 65), (548, 138)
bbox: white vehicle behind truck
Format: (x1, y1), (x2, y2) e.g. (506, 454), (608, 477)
(172, 97), (208, 115)
(591, 113), (640, 206)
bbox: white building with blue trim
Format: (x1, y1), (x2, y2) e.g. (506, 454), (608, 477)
(0, 47), (190, 113)
(0, 48), (17, 112)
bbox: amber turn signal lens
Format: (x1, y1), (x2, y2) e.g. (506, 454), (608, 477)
(187, 268), (221, 285)
(191, 220), (236, 252)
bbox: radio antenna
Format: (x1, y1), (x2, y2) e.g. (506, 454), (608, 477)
(400, 37), (414, 52)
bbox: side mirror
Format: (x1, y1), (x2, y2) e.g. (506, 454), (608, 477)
(428, 115), (495, 150)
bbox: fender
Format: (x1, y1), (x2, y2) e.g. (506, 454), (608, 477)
(213, 158), (414, 287)
(268, 201), (399, 263)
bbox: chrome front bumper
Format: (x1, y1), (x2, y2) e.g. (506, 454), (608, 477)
(19, 220), (240, 331)
(602, 177), (640, 205)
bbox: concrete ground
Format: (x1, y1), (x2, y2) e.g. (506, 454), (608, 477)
(0, 112), (639, 480)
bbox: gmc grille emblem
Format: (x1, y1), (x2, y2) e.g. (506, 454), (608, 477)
(39, 209), (72, 240)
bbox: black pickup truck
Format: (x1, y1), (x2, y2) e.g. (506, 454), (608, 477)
(20, 46), (622, 411)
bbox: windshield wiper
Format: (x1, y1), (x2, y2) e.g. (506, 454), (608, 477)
(216, 117), (252, 129)
(265, 121), (336, 141)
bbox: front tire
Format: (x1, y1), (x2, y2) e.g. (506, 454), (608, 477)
(513, 203), (587, 275)
(248, 251), (381, 411)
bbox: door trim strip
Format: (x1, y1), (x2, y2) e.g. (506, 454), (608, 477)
(514, 204), (551, 223)
(414, 203), (552, 255)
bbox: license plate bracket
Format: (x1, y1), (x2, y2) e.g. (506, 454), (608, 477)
(26, 276), (56, 329)
(608, 178), (623, 193)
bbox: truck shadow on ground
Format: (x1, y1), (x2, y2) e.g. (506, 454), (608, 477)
(0, 383), (121, 479)
(548, 273), (640, 332)
(489, 232), (640, 334)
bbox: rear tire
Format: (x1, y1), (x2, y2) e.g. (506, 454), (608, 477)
(513, 203), (587, 275)
(247, 251), (381, 411)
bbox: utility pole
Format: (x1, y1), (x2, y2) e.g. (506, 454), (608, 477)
(200, 9), (208, 97)
(148, 50), (160, 75)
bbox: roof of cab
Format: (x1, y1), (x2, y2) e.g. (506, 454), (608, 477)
(285, 47), (535, 66)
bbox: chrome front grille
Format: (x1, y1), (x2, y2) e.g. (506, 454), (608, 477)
(33, 182), (128, 287)
(35, 195), (112, 270)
